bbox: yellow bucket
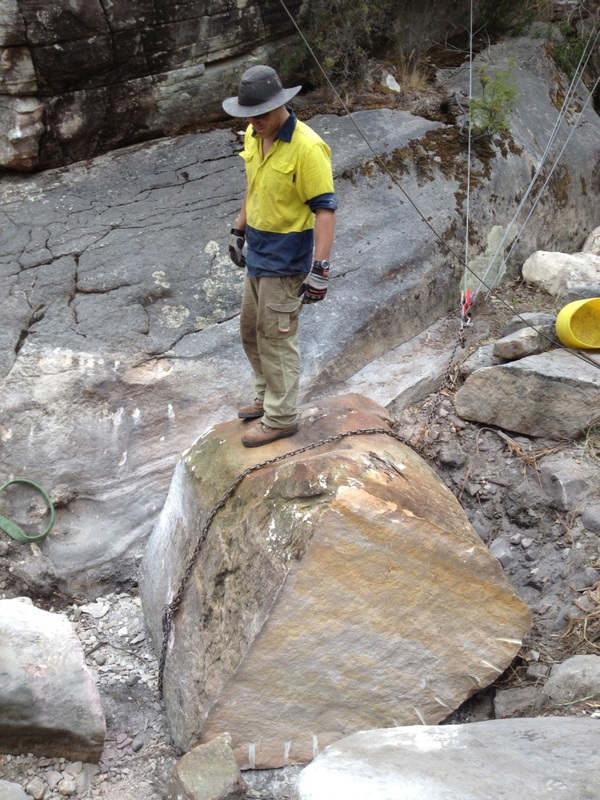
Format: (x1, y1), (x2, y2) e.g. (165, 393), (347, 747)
(555, 297), (600, 349)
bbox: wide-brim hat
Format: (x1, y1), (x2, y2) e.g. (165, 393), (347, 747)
(222, 65), (302, 118)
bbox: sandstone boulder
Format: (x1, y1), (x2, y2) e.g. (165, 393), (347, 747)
(0, 598), (106, 761)
(139, 394), (531, 768)
(522, 250), (600, 296)
(291, 717), (600, 800)
(454, 350), (600, 439)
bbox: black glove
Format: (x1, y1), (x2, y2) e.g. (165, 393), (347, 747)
(298, 260), (329, 304)
(229, 227), (246, 268)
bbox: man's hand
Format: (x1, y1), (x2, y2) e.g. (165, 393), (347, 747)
(229, 227), (246, 268)
(299, 260), (329, 304)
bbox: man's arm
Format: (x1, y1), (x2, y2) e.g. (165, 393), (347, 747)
(234, 188), (249, 231)
(299, 208), (336, 304)
(313, 208), (336, 261)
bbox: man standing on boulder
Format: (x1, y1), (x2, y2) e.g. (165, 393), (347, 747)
(223, 65), (337, 448)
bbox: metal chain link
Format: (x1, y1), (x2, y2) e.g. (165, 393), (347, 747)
(421, 329), (465, 438)
(157, 425), (417, 697)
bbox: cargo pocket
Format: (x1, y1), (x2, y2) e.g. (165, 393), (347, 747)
(265, 300), (302, 338)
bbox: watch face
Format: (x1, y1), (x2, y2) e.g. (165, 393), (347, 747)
(320, 261), (329, 268)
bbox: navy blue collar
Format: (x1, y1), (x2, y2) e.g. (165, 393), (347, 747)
(251, 109), (297, 141)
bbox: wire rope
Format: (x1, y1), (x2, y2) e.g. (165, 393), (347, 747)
(464, 0), (475, 287)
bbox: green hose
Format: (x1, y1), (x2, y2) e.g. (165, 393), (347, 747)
(0, 478), (56, 543)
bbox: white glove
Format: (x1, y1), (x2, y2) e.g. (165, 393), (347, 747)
(229, 227), (246, 268)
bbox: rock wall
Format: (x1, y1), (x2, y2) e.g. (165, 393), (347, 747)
(0, 0), (304, 170)
(0, 0), (485, 171)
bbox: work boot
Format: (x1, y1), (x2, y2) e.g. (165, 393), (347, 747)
(241, 420), (299, 448)
(238, 399), (264, 419)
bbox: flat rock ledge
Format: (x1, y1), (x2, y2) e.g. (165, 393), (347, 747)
(140, 393), (531, 768)
(291, 717), (600, 800)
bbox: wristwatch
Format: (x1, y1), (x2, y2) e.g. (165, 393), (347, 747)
(313, 260), (330, 270)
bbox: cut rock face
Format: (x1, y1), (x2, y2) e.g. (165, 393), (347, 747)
(139, 394), (531, 768)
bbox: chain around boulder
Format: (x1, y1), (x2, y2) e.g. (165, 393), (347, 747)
(157, 426), (420, 697)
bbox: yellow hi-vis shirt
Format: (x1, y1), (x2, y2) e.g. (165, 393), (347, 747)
(240, 112), (337, 277)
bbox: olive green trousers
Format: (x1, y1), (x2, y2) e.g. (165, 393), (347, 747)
(240, 274), (305, 428)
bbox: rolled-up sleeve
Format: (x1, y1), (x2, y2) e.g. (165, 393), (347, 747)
(308, 192), (338, 212)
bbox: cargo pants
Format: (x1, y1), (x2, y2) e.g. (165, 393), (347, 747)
(240, 274), (305, 429)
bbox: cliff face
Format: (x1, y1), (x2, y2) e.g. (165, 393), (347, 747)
(0, 0), (301, 170)
(0, 0), (479, 171)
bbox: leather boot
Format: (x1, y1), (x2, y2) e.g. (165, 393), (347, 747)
(241, 421), (299, 448)
(238, 399), (264, 419)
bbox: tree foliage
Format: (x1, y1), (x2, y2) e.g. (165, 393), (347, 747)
(469, 62), (519, 137)
(288, 0), (396, 90)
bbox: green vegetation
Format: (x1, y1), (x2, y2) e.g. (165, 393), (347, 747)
(469, 62), (519, 137)
(276, 0), (596, 118)
(478, 0), (553, 36)
(553, 22), (597, 79)
(283, 0), (396, 90)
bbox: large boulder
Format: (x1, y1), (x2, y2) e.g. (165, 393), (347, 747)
(0, 598), (106, 761)
(291, 717), (600, 800)
(139, 394), (531, 768)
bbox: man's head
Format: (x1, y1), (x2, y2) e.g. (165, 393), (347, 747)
(222, 65), (301, 119)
